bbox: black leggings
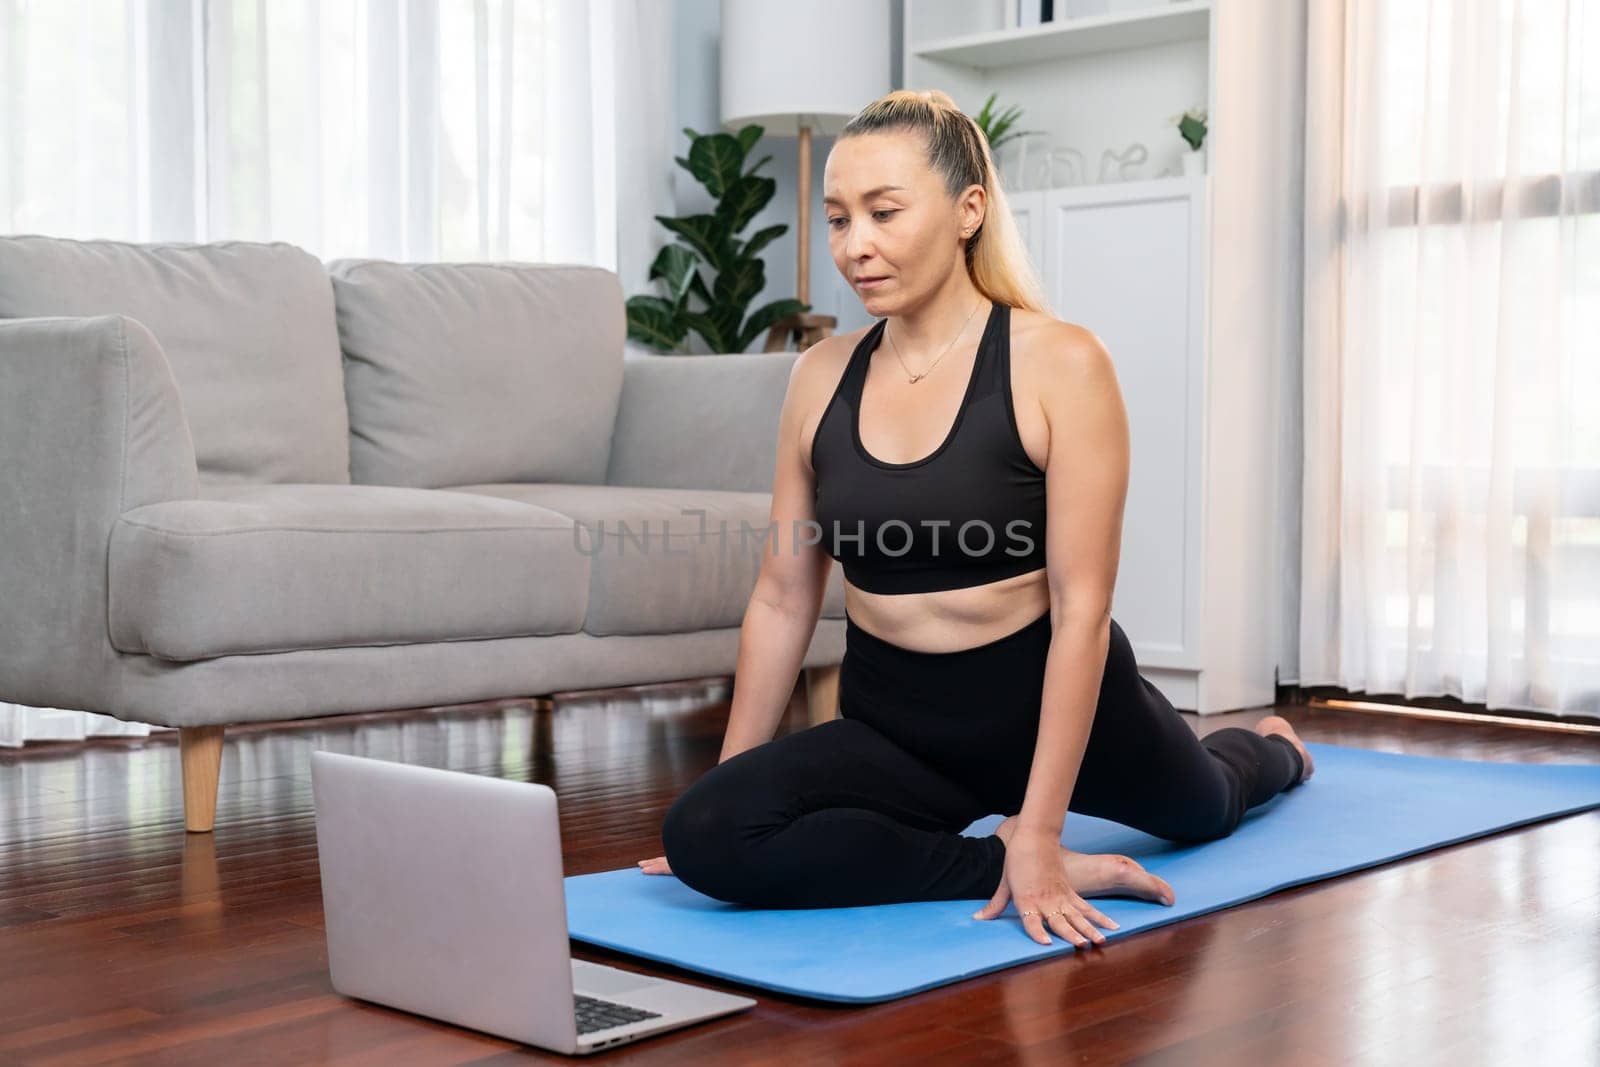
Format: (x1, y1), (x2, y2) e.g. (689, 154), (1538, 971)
(660, 609), (1303, 908)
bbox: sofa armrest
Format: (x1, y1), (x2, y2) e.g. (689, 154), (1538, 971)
(604, 351), (800, 493)
(0, 315), (198, 710)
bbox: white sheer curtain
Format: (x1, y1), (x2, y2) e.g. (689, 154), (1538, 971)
(0, 0), (644, 259)
(0, 0), (672, 745)
(1299, 0), (1600, 716)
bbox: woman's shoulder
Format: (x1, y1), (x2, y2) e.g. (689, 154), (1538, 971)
(791, 322), (873, 396)
(1008, 307), (1114, 387)
(1009, 305), (1100, 350)
(789, 323), (877, 456)
(1006, 308), (1127, 459)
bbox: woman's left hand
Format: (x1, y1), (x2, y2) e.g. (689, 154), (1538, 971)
(972, 826), (1120, 946)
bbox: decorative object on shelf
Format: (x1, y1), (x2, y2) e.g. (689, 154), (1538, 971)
(974, 92), (1045, 192)
(1045, 146), (1088, 187)
(1097, 142), (1149, 183)
(624, 123), (808, 355)
(719, 0), (892, 352)
(999, 130), (1051, 191)
(1172, 104), (1208, 176)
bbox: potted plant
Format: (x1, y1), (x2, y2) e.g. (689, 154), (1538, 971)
(626, 124), (809, 354)
(973, 92), (1044, 189)
(1171, 105), (1208, 177)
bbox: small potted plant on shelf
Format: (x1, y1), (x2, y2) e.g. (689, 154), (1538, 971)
(973, 92), (1043, 190)
(1171, 105), (1207, 177)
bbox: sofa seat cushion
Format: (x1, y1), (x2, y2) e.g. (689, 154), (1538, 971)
(442, 483), (847, 636)
(109, 485), (589, 661)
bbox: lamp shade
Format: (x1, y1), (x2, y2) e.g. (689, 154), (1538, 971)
(719, 0), (893, 136)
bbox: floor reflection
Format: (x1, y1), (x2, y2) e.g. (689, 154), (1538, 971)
(1, 693), (1595, 1063)
(0, 679), (749, 924)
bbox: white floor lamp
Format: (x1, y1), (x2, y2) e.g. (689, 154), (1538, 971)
(719, 0), (892, 352)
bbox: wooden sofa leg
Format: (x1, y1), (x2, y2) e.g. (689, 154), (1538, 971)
(179, 725), (225, 833)
(804, 665), (841, 726)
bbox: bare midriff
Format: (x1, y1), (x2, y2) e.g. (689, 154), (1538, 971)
(843, 565), (1050, 653)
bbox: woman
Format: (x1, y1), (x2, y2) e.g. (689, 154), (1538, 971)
(637, 89), (1313, 948)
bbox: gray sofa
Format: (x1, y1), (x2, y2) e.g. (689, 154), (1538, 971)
(0, 235), (846, 831)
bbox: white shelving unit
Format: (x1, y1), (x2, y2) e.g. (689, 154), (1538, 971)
(912, 1), (1210, 66)
(905, 0), (1281, 714)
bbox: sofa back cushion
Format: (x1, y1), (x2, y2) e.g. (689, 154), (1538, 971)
(326, 260), (625, 488)
(0, 235), (350, 486)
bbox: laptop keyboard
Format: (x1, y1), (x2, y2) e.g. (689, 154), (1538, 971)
(574, 993), (663, 1035)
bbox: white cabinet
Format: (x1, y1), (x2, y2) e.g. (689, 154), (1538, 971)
(1014, 176), (1206, 670)
(907, 0), (1284, 713)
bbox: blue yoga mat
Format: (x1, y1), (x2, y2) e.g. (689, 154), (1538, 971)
(565, 741), (1600, 1003)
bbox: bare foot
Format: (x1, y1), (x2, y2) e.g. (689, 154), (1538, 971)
(1253, 714), (1314, 784)
(992, 815), (1174, 906)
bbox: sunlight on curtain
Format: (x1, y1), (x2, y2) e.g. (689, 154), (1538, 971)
(1302, 0), (1600, 715)
(0, 0), (609, 261)
(206, 0), (604, 263)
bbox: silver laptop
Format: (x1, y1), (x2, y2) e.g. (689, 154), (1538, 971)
(309, 749), (756, 1055)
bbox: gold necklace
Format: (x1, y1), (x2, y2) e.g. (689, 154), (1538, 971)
(886, 298), (985, 384)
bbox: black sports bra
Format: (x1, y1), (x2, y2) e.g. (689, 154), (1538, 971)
(810, 300), (1048, 595)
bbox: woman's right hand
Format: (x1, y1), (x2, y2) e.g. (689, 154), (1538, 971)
(637, 856), (672, 875)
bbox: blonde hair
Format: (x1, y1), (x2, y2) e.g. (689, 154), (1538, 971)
(839, 88), (1049, 314)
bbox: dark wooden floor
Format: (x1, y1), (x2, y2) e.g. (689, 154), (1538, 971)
(2, 681), (1597, 1066)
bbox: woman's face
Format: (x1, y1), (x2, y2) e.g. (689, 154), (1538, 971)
(823, 130), (983, 313)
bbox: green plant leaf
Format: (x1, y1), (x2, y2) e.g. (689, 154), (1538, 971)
(626, 295), (688, 352)
(736, 298), (810, 352)
(656, 214), (731, 272)
(735, 124), (764, 157)
(647, 244), (699, 304)
(1178, 113), (1206, 150)
(715, 173), (777, 234)
(630, 123), (808, 356)
(685, 132), (749, 198)
(713, 257), (766, 311)
(680, 307), (730, 352)
(708, 295), (750, 349)
(686, 269), (713, 308)
(740, 223), (787, 259)
(973, 91), (1038, 155)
